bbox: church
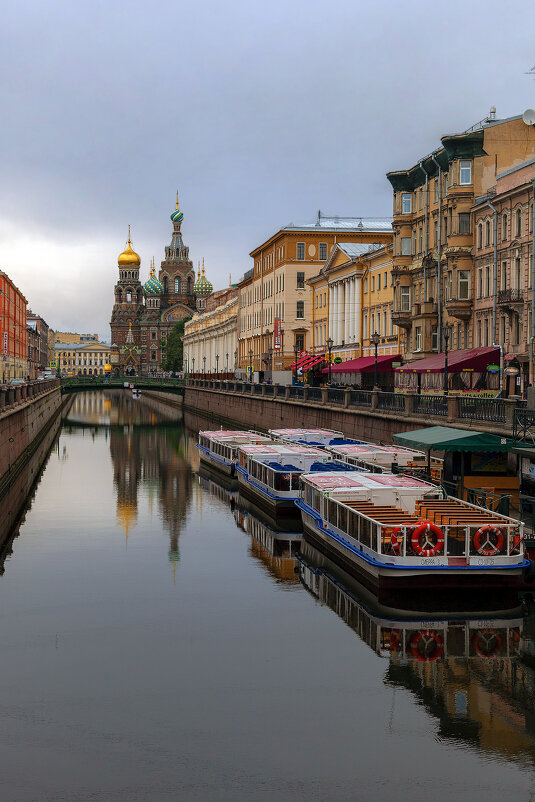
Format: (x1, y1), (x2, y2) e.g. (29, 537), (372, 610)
(110, 196), (213, 375)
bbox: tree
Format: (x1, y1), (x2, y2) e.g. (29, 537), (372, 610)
(162, 317), (191, 372)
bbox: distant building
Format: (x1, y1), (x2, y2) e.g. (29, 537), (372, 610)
(55, 331), (99, 343)
(237, 214), (392, 375)
(27, 311), (50, 377)
(183, 285), (238, 375)
(55, 341), (113, 376)
(0, 270), (27, 381)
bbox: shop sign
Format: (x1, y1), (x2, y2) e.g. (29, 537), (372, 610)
(504, 354), (516, 361)
(246, 365), (253, 373)
(273, 318), (281, 350)
(486, 364), (500, 373)
(333, 356), (343, 364)
(504, 366), (519, 376)
(3, 332), (7, 355)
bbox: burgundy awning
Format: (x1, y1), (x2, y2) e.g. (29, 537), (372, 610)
(395, 346), (499, 374)
(321, 354), (401, 374)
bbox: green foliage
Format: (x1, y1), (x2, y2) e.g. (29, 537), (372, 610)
(162, 317), (191, 371)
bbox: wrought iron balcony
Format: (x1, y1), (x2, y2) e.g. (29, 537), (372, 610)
(498, 289), (524, 309)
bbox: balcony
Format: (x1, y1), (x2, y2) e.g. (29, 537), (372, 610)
(445, 297), (473, 321)
(391, 309), (412, 330)
(498, 289), (524, 312)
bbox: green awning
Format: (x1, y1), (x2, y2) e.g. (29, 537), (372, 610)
(392, 426), (513, 453)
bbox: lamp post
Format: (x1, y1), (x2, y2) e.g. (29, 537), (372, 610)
(249, 348), (253, 383)
(443, 326), (450, 396)
(192, 357), (195, 376)
(234, 349), (238, 372)
(268, 346), (273, 379)
(203, 355), (206, 376)
(371, 331), (380, 389)
(226, 352), (229, 376)
(215, 354), (219, 376)
(326, 337), (333, 385)
(293, 344), (299, 385)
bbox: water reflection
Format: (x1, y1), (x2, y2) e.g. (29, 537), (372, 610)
(65, 389), (182, 427)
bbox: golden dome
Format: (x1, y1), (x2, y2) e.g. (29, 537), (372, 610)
(118, 226), (141, 266)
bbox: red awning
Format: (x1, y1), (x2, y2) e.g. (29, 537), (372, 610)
(290, 353), (326, 371)
(395, 346), (499, 374)
(321, 354), (401, 374)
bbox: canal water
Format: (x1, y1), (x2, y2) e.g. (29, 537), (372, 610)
(1, 390), (535, 801)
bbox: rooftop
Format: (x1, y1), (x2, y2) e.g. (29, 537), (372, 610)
(282, 215), (392, 233)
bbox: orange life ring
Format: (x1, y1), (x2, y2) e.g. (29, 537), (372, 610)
(473, 525), (505, 557)
(411, 521), (445, 557)
(512, 529), (525, 553)
(473, 629), (503, 659)
(390, 526), (403, 555)
(409, 630), (444, 662)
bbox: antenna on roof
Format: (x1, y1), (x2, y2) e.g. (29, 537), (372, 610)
(522, 108), (535, 126)
(488, 106), (496, 120)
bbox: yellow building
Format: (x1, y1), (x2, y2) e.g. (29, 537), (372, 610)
(55, 342), (112, 375)
(309, 242), (398, 361)
(183, 287), (238, 376)
(237, 214), (392, 377)
(387, 110), (535, 361)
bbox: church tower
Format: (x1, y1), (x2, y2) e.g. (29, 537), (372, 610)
(159, 193), (196, 313)
(110, 228), (143, 373)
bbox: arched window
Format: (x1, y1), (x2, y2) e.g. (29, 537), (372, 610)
(116, 289), (122, 302)
(485, 220), (491, 246)
(163, 276), (168, 293)
(478, 223), (483, 248)
(174, 277), (180, 293)
(516, 207), (522, 237)
(187, 276), (192, 294)
(126, 290), (132, 302)
(502, 213), (507, 241)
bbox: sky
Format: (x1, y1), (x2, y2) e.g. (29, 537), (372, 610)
(1, 0), (535, 340)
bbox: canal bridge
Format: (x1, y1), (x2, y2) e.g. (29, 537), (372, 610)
(60, 376), (185, 395)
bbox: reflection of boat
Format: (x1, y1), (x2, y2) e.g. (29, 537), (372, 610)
(298, 537), (523, 659)
(236, 443), (357, 518)
(197, 430), (272, 477)
(197, 465), (238, 506)
(297, 471), (528, 595)
(234, 498), (301, 583)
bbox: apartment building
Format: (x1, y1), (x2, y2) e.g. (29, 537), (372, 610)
(27, 311), (50, 377)
(309, 241), (398, 361)
(472, 158), (535, 391)
(0, 270), (27, 382)
(183, 286), (238, 375)
(237, 214), (392, 375)
(387, 110), (535, 362)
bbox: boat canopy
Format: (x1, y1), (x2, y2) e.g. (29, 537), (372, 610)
(321, 354), (400, 375)
(393, 426), (513, 453)
(394, 347), (499, 374)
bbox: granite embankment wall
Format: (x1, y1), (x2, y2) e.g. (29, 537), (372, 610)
(182, 386), (513, 443)
(0, 380), (64, 495)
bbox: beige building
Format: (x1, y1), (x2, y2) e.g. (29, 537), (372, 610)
(54, 331), (100, 344)
(183, 286), (238, 376)
(387, 110), (535, 362)
(55, 342), (112, 375)
(237, 214), (392, 377)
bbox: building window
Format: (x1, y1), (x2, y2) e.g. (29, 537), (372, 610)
(400, 286), (410, 312)
(174, 277), (180, 293)
(477, 268), (483, 298)
(296, 242), (305, 260)
(151, 331), (156, 340)
(415, 327), (422, 351)
(516, 207), (522, 237)
(319, 243), (327, 261)
(485, 265), (491, 297)
(295, 333), (305, 351)
(485, 220), (491, 246)
(458, 213), (470, 234)
(458, 270), (470, 299)
(151, 351), (157, 360)
(401, 193), (412, 213)
(297, 271), (305, 289)
(502, 213), (508, 241)
(459, 160), (472, 185)
(431, 326), (438, 351)
(371, 276), (375, 292)
(501, 261), (507, 291)
(377, 274), (381, 291)
(434, 179), (438, 203)
(296, 300), (304, 318)
(163, 276), (168, 293)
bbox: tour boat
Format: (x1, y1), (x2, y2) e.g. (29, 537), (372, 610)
(268, 428), (365, 448)
(197, 430), (272, 477)
(296, 471), (529, 593)
(297, 539), (523, 661)
(326, 443), (443, 481)
(235, 443), (359, 518)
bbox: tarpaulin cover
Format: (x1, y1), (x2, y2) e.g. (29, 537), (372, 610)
(321, 354), (401, 374)
(394, 347), (499, 374)
(393, 426), (512, 453)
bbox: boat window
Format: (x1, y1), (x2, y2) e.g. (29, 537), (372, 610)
(305, 484), (313, 506)
(349, 511), (359, 539)
(328, 499), (338, 524)
(360, 517), (371, 547)
(291, 473), (300, 490)
(338, 505), (347, 532)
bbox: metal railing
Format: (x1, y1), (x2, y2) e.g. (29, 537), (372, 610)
(327, 387), (345, 404)
(376, 392), (405, 412)
(289, 386), (305, 399)
(307, 387), (323, 402)
(498, 289), (524, 304)
(349, 389), (372, 408)
(458, 396), (505, 423)
(413, 395), (448, 417)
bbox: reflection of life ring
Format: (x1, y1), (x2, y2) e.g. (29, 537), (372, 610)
(510, 628), (520, 644)
(473, 629), (503, 659)
(473, 525), (504, 557)
(411, 521), (444, 557)
(409, 630), (444, 662)
(384, 629), (400, 651)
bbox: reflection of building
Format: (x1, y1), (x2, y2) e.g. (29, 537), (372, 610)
(110, 197), (198, 376)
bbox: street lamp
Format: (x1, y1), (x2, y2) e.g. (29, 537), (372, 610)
(234, 349), (238, 372)
(326, 337), (333, 385)
(226, 352), (229, 375)
(203, 355), (206, 376)
(371, 331), (380, 389)
(293, 344), (299, 385)
(443, 326), (450, 396)
(249, 348), (253, 383)
(216, 354), (219, 376)
(192, 357), (195, 376)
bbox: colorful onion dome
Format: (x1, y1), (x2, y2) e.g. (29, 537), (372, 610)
(170, 191), (184, 224)
(193, 262), (213, 297)
(118, 227), (141, 266)
(144, 262), (162, 295)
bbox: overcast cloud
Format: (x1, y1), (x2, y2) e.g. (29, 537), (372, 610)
(1, 0), (534, 339)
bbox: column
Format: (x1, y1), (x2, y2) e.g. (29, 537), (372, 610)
(355, 277), (361, 346)
(328, 283), (334, 343)
(349, 278), (355, 342)
(337, 282), (343, 345)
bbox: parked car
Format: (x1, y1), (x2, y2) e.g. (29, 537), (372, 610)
(9, 378), (25, 385)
